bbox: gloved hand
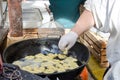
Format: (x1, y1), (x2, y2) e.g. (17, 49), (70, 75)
(58, 31), (78, 50)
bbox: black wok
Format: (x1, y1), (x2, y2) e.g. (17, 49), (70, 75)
(2, 38), (90, 80)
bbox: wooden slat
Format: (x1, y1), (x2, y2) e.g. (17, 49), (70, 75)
(100, 55), (108, 63)
(89, 31), (107, 48)
(0, 28), (8, 45)
(79, 36), (101, 58)
(101, 49), (106, 56)
(90, 49), (100, 62)
(85, 31), (106, 49)
(38, 28), (64, 38)
(85, 31), (101, 48)
(100, 62), (109, 68)
(23, 28), (38, 34)
(79, 37), (100, 62)
(84, 34), (101, 54)
(98, 40), (106, 49)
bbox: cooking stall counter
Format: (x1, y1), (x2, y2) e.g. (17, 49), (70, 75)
(1, 0), (93, 80)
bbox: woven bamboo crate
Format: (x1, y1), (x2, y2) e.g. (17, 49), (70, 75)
(79, 31), (109, 68)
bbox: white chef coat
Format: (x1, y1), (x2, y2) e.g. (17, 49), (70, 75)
(103, 60), (120, 80)
(84, 0), (120, 79)
(84, 0), (120, 65)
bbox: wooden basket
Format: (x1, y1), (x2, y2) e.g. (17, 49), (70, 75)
(79, 31), (109, 68)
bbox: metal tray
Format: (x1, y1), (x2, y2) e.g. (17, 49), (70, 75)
(22, 8), (43, 21)
(22, 8), (43, 28)
(6, 8), (43, 28)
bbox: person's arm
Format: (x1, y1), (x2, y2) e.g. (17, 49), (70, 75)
(71, 9), (95, 36)
(58, 9), (95, 50)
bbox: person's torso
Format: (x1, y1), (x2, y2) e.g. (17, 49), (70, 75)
(49, 0), (86, 28)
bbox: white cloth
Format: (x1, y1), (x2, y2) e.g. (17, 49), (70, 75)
(104, 61), (120, 80)
(84, 0), (120, 65)
(58, 31), (78, 50)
